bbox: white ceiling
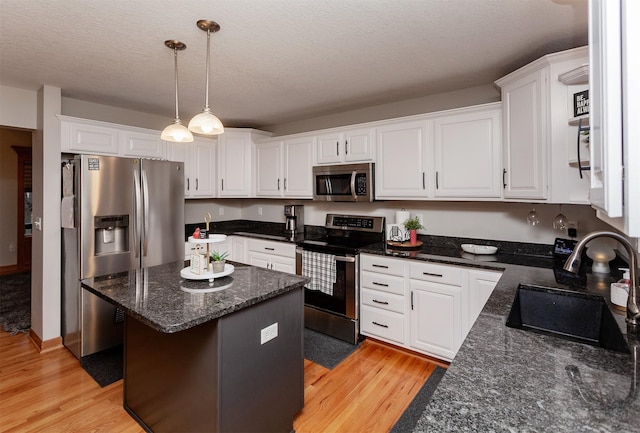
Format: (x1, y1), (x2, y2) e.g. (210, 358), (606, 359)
(0, 0), (588, 130)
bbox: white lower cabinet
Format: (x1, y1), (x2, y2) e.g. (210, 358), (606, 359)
(246, 239), (296, 274)
(360, 253), (503, 362)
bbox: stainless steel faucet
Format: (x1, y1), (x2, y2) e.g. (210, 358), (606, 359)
(563, 231), (640, 332)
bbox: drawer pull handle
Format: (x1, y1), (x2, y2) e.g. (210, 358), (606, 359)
(372, 264), (389, 269)
(265, 247), (275, 251)
(372, 282), (389, 287)
(422, 272), (443, 278)
(372, 321), (389, 328)
(372, 299), (389, 305)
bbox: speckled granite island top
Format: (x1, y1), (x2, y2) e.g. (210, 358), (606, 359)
(81, 261), (308, 333)
(411, 262), (640, 433)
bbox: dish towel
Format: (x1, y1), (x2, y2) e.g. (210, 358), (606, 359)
(302, 250), (336, 296)
(60, 196), (75, 228)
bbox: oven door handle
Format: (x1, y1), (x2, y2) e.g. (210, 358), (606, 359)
(296, 247), (356, 263)
(350, 171), (357, 200)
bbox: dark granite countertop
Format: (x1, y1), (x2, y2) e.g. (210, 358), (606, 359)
(81, 260), (308, 334)
(408, 262), (639, 432)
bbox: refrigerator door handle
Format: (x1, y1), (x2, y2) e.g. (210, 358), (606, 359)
(141, 168), (150, 257)
(133, 169), (142, 258)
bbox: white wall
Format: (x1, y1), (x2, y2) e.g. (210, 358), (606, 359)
(61, 97), (169, 131)
(236, 199), (611, 246)
(265, 84), (500, 135)
(0, 86), (37, 130)
(32, 85), (62, 342)
(184, 199), (243, 224)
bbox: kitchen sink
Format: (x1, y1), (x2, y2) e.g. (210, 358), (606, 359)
(506, 284), (629, 354)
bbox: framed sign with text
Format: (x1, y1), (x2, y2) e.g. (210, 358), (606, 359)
(573, 90), (589, 117)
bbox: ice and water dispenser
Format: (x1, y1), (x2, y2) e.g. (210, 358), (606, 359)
(94, 215), (129, 255)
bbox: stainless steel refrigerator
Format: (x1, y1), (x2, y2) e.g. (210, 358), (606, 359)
(62, 154), (184, 358)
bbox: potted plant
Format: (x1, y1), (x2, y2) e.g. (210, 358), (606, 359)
(403, 216), (424, 245)
(210, 250), (229, 273)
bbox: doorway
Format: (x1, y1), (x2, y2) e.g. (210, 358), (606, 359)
(0, 127), (33, 275)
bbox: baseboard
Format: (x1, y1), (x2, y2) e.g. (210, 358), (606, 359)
(29, 329), (63, 353)
(0, 264), (19, 276)
(364, 337), (451, 369)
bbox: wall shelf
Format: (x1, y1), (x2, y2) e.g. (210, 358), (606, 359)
(558, 64), (589, 85)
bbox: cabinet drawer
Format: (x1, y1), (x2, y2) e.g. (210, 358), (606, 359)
(360, 254), (404, 276)
(247, 239), (295, 257)
(362, 288), (404, 314)
(361, 305), (405, 344)
(409, 261), (463, 286)
(361, 271), (404, 295)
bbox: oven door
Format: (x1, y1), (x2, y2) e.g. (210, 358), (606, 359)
(296, 248), (357, 319)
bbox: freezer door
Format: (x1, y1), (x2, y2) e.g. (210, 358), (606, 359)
(79, 155), (136, 278)
(140, 159), (185, 268)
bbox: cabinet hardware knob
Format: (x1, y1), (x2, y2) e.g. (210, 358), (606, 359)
(502, 168), (507, 189)
(372, 321), (389, 328)
(372, 281), (389, 287)
(372, 299), (389, 305)
(336, 141), (339, 156)
(422, 272), (443, 278)
(372, 264), (388, 269)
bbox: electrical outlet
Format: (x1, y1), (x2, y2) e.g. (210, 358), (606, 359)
(9, 242), (15, 252)
(260, 322), (278, 345)
(258, 207), (263, 216)
(567, 221), (578, 230)
(218, 207), (224, 216)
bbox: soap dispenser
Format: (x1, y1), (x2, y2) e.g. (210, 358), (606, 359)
(611, 268), (630, 311)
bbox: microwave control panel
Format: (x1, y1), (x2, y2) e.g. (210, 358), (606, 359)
(355, 173), (367, 195)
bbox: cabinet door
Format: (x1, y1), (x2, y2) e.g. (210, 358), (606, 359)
(271, 255), (296, 274)
(219, 132), (252, 197)
(62, 121), (119, 155)
(256, 141), (283, 197)
(410, 280), (462, 361)
(375, 120), (430, 199)
(589, 0), (623, 218)
(284, 136), (314, 198)
(344, 128), (375, 162)
(191, 139), (216, 197)
(168, 141), (192, 197)
(467, 269), (502, 333)
(316, 132), (343, 164)
(433, 107), (502, 198)
(247, 250), (271, 269)
(232, 237), (247, 264)
(501, 68), (548, 200)
(121, 130), (166, 159)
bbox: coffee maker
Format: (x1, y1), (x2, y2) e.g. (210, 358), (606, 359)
(284, 205), (304, 234)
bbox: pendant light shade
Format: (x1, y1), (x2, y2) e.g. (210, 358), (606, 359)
(161, 40), (193, 143)
(188, 20), (224, 135)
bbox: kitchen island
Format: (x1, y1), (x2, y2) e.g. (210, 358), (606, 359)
(82, 260), (308, 433)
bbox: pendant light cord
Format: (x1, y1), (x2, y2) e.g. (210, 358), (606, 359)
(173, 47), (181, 122)
(204, 29), (211, 111)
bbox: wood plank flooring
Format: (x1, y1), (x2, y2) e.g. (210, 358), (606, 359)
(0, 331), (445, 432)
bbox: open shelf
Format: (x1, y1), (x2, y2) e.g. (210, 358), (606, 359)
(558, 64), (589, 85)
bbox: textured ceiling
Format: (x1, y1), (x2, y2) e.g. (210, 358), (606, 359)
(0, 0), (588, 129)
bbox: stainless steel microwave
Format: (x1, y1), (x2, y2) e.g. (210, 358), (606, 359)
(312, 162), (375, 202)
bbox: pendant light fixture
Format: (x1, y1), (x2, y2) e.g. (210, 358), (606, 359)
(161, 40), (194, 142)
(188, 19), (224, 135)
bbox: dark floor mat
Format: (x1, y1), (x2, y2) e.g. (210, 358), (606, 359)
(0, 271), (31, 334)
(80, 345), (123, 387)
(390, 366), (447, 433)
(304, 328), (361, 369)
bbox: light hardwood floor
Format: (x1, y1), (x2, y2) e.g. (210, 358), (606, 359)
(0, 331), (445, 432)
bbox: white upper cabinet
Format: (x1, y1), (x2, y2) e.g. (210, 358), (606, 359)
(432, 104), (502, 199)
(316, 127), (374, 164)
(283, 136), (314, 197)
(375, 119), (431, 199)
(588, 0), (640, 236)
(495, 46), (590, 204)
(496, 68), (548, 200)
(217, 129), (272, 197)
(255, 135), (314, 198)
(61, 117), (121, 155)
(60, 116), (167, 159)
(168, 137), (216, 198)
(120, 130), (166, 159)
